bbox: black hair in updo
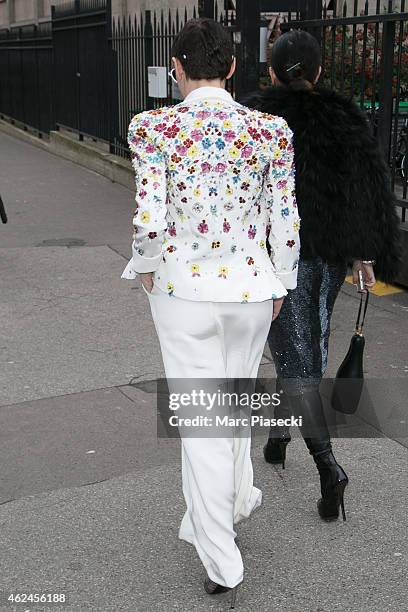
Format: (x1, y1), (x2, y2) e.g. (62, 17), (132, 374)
(171, 18), (234, 81)
(270, 30), (322, 92)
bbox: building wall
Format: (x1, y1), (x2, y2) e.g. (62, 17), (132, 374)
(0, 0), (198, 28)
(14, 0), (36, 22)
(0, 3), (8, 28)
(112, 0), (196, 16)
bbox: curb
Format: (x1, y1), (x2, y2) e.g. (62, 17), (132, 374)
(0, 119), (134, 191)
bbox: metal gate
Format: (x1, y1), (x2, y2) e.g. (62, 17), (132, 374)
(0, 23), (53, 137)
(279, 3), (408, 221)
(52, 0), (117, 144)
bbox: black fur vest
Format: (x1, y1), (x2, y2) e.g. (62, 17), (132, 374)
(243, 86), (401, 283)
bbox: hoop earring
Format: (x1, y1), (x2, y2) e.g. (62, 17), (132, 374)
(168, 68), (177, 84)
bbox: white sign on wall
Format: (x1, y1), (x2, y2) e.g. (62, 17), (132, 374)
(148, 66), (168, 99)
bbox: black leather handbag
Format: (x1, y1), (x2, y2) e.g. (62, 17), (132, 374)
(331, 290), (369, 415)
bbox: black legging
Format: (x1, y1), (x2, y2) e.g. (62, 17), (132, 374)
(268, 256), (347, 396)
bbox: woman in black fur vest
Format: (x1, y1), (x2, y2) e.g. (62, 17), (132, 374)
(244, 30), (401, 521)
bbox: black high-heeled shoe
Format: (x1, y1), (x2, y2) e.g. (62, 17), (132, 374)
(263, 379), (292, 469)
(204, 577), (240, 609)
(316, 458), (349, 521)
(288, 390), (349, 521)
(263, 434), (291, 469)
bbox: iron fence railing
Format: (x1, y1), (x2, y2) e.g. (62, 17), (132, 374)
(280, 0), (408, 221)
(110, 9), (192, 158)
(110, 3), (235, 158)
(0, 22), (52, 137)
(51, 0), (115, 145)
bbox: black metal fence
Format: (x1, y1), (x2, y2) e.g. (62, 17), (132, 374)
(110, 8), (193, 157)
(279, 0), (408, 220)
(0, 22), (52, 137)
(52, 0), (117, 144)
(0, 0), (116, 143)
(109, 3), (235, 157)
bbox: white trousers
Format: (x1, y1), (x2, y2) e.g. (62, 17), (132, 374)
(145, 284), (274, 588)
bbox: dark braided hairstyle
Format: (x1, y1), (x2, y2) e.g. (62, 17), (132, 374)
(270, 30), (321, 92)
(171, 18), (234, 81)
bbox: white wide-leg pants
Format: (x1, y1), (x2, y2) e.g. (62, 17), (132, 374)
(145, 284), (274, 588)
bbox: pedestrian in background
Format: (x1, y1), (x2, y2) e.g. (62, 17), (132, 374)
(244, 30), (401, 522)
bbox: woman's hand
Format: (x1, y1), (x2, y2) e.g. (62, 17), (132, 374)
(352, 260), (376, 292)
(140, 272), (154, 294)
(272, 297), (285, 321)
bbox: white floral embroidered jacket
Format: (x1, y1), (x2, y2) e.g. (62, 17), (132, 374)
(121, 86), (300, 302)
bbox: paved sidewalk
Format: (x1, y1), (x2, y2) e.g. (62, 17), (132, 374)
(0, 132), (407, 612)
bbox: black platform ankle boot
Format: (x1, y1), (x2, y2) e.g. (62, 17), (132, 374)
(263, 380), (291, 469)
(314, 448), (348, 521)
(290, 390), (349, 521)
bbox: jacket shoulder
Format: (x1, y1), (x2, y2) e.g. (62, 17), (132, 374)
(128, 106), (178, 153)
(243, 104), (292, 133)
(128, 105), (175, 139)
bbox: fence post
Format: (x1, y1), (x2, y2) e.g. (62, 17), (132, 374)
(199, 0), (215, 18)
(107, 2), (118, 155)
(19, 27), (26, 129)
(144, 10), (154, 110)
(378, 18), (396, 164)
(50, 5), (56, 132)
(235, 0), (260, 99)
(305, 0), (323, 18)
(298, 0), (323, 44)
(34, 25), (41, 138)
(75, 0), (82, 139)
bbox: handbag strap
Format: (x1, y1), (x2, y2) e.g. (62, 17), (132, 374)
(355, 290), (370, 335)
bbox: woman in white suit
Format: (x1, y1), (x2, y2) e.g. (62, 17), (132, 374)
(121, 18), (300, 607)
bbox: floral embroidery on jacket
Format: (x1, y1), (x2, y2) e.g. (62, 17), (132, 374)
(123, 90), (300, 301)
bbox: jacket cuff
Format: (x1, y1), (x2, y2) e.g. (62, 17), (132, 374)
(130, 247), (163, 273)
(121, 258), (137, 279)
(276, 269), (298, 290)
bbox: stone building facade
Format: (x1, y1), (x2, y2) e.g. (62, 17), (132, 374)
(0, 0), (197, 28)
(0, 0), (403, 29)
